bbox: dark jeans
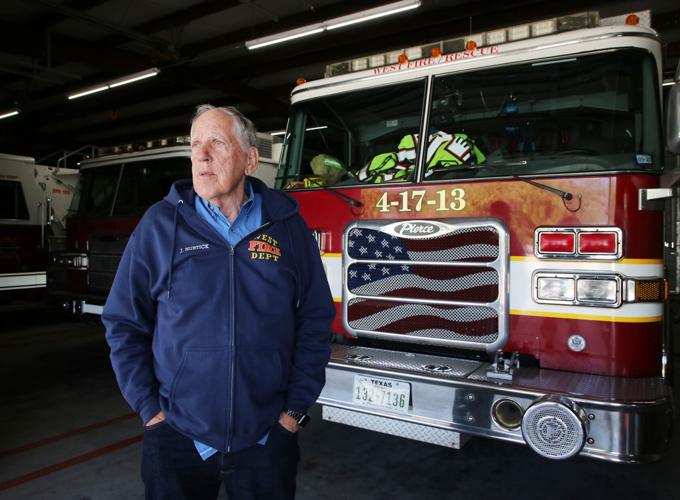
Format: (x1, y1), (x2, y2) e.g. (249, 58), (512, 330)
(141, 421), (300, 500)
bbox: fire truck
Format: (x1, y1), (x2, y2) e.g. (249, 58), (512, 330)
(0, 153), (78, 301)
(276, 11), (678, 462)
(48, 134), (281, 314)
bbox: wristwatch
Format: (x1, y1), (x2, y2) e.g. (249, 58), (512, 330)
(285, 409), (311, 428)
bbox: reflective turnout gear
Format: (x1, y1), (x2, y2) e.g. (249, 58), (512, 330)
(421, 131), (486, 173)
(356, 152), (413, 183)
(359, 131), (485, 183)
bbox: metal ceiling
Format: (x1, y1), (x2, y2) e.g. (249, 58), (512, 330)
(1, 0), (679, 162)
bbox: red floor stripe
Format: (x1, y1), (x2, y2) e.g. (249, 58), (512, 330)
(0, 412), (137, 459)
(0, 434), (143, 491)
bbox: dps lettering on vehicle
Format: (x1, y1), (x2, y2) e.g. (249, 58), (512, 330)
(279, 10), (676, 463)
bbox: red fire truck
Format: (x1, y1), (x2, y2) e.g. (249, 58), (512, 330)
(48, 134), (281, 314)
(0, 153), (78, 301)
(276, 11), (677, 462)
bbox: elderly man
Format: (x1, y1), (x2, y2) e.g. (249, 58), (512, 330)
(103, 104), (334, 500)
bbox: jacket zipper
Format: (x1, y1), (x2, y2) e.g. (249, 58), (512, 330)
(226, 245), (235, 453)
(225, 221), (271, 453)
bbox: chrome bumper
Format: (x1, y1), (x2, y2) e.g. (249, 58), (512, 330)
(61, 299), (103, 315)
(319, 345), (673, 463)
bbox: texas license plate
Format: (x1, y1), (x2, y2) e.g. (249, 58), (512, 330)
(352, 375), (410, 413)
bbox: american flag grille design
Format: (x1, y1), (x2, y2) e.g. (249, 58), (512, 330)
(348, 263), (499, 303)
(346, 226), (499, 263)
(344, 221), (505, 348)
(347, 299), (499, 343)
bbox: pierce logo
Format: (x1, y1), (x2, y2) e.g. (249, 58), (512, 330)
(394, 222), (439, 237)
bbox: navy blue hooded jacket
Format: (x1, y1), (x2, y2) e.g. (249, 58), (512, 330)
(103, 177), (334, 453)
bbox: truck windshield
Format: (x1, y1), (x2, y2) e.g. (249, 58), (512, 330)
(72, 157), (190, 217)
(278, 48), (661, 189)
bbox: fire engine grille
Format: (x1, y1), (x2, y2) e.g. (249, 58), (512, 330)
(347, 263), (498, 302)
(347, 298), (499, 343)
(343, 219), (508, 352)
(347, 226), (499, 262)
(88, 235), (129, 293)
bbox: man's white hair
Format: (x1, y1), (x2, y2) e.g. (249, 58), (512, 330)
(191, 104), (258, 152)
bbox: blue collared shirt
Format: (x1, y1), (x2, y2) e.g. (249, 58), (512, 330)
(194, 180), (263, 247)
(192, 180), (267, 460)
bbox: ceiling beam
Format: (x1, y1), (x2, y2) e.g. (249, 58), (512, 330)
(100, 0), (242, 48)
(40, 82), (294, 136)
(0, 20), (148, 73)
(36, 0), (114, 30)
(32, 0), (171, 51)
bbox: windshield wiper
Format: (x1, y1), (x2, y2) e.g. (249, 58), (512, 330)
(279, 173), (363, 208)
(432, 160), (576, 202)
(517, 176), (573, 200)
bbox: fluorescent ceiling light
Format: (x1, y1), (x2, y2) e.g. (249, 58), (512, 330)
(246, 0), (421, 50)
(68, 68), (160, 100)
(0, 110), (19, 120)
(326, 0), (421, 30)
(68, 85), (109, 100)
(247, 26), (325, 50)
(662, 80), (674, 87)
(109, 68), (160, 88)
(270, 130), (286, 136)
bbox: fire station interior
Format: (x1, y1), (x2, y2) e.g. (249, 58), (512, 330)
(1, 1), (680, 498)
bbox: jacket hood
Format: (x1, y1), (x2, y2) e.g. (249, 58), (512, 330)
(163, 176), (298, 222)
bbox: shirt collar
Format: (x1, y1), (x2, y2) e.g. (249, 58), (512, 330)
(197, 179), (255, 222)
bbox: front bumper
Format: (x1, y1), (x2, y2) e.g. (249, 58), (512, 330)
(48, 292), (104, 315)
(319, 345), (673, 463)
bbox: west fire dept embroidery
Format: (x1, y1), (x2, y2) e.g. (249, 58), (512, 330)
(249, 234), (281, 262)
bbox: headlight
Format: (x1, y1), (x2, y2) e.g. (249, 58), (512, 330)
(576, 278), (617, 303)
(534, 272), (622, 307)
(536, 276), (574, 301)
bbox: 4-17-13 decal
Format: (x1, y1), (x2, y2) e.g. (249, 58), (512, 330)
(376, 188), (466, 213)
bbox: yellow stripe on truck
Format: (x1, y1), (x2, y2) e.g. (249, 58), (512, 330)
(510, 256), (663, 265)
(510, 309), (662, 323)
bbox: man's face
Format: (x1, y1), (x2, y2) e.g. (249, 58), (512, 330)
(190, 110), (258, 202)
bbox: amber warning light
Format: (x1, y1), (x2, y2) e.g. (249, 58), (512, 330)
(625, 14), (640, 25)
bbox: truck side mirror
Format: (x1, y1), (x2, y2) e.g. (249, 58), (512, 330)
(667, 63), (680, 154)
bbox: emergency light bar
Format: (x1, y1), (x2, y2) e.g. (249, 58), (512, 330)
(94, 135), (190, 157)
(325, 10), (650, 77)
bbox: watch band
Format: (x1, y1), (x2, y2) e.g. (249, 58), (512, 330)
(285, 409), (311, 427)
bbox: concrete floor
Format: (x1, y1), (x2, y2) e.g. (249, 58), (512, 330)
(0, 302), (676, 500)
